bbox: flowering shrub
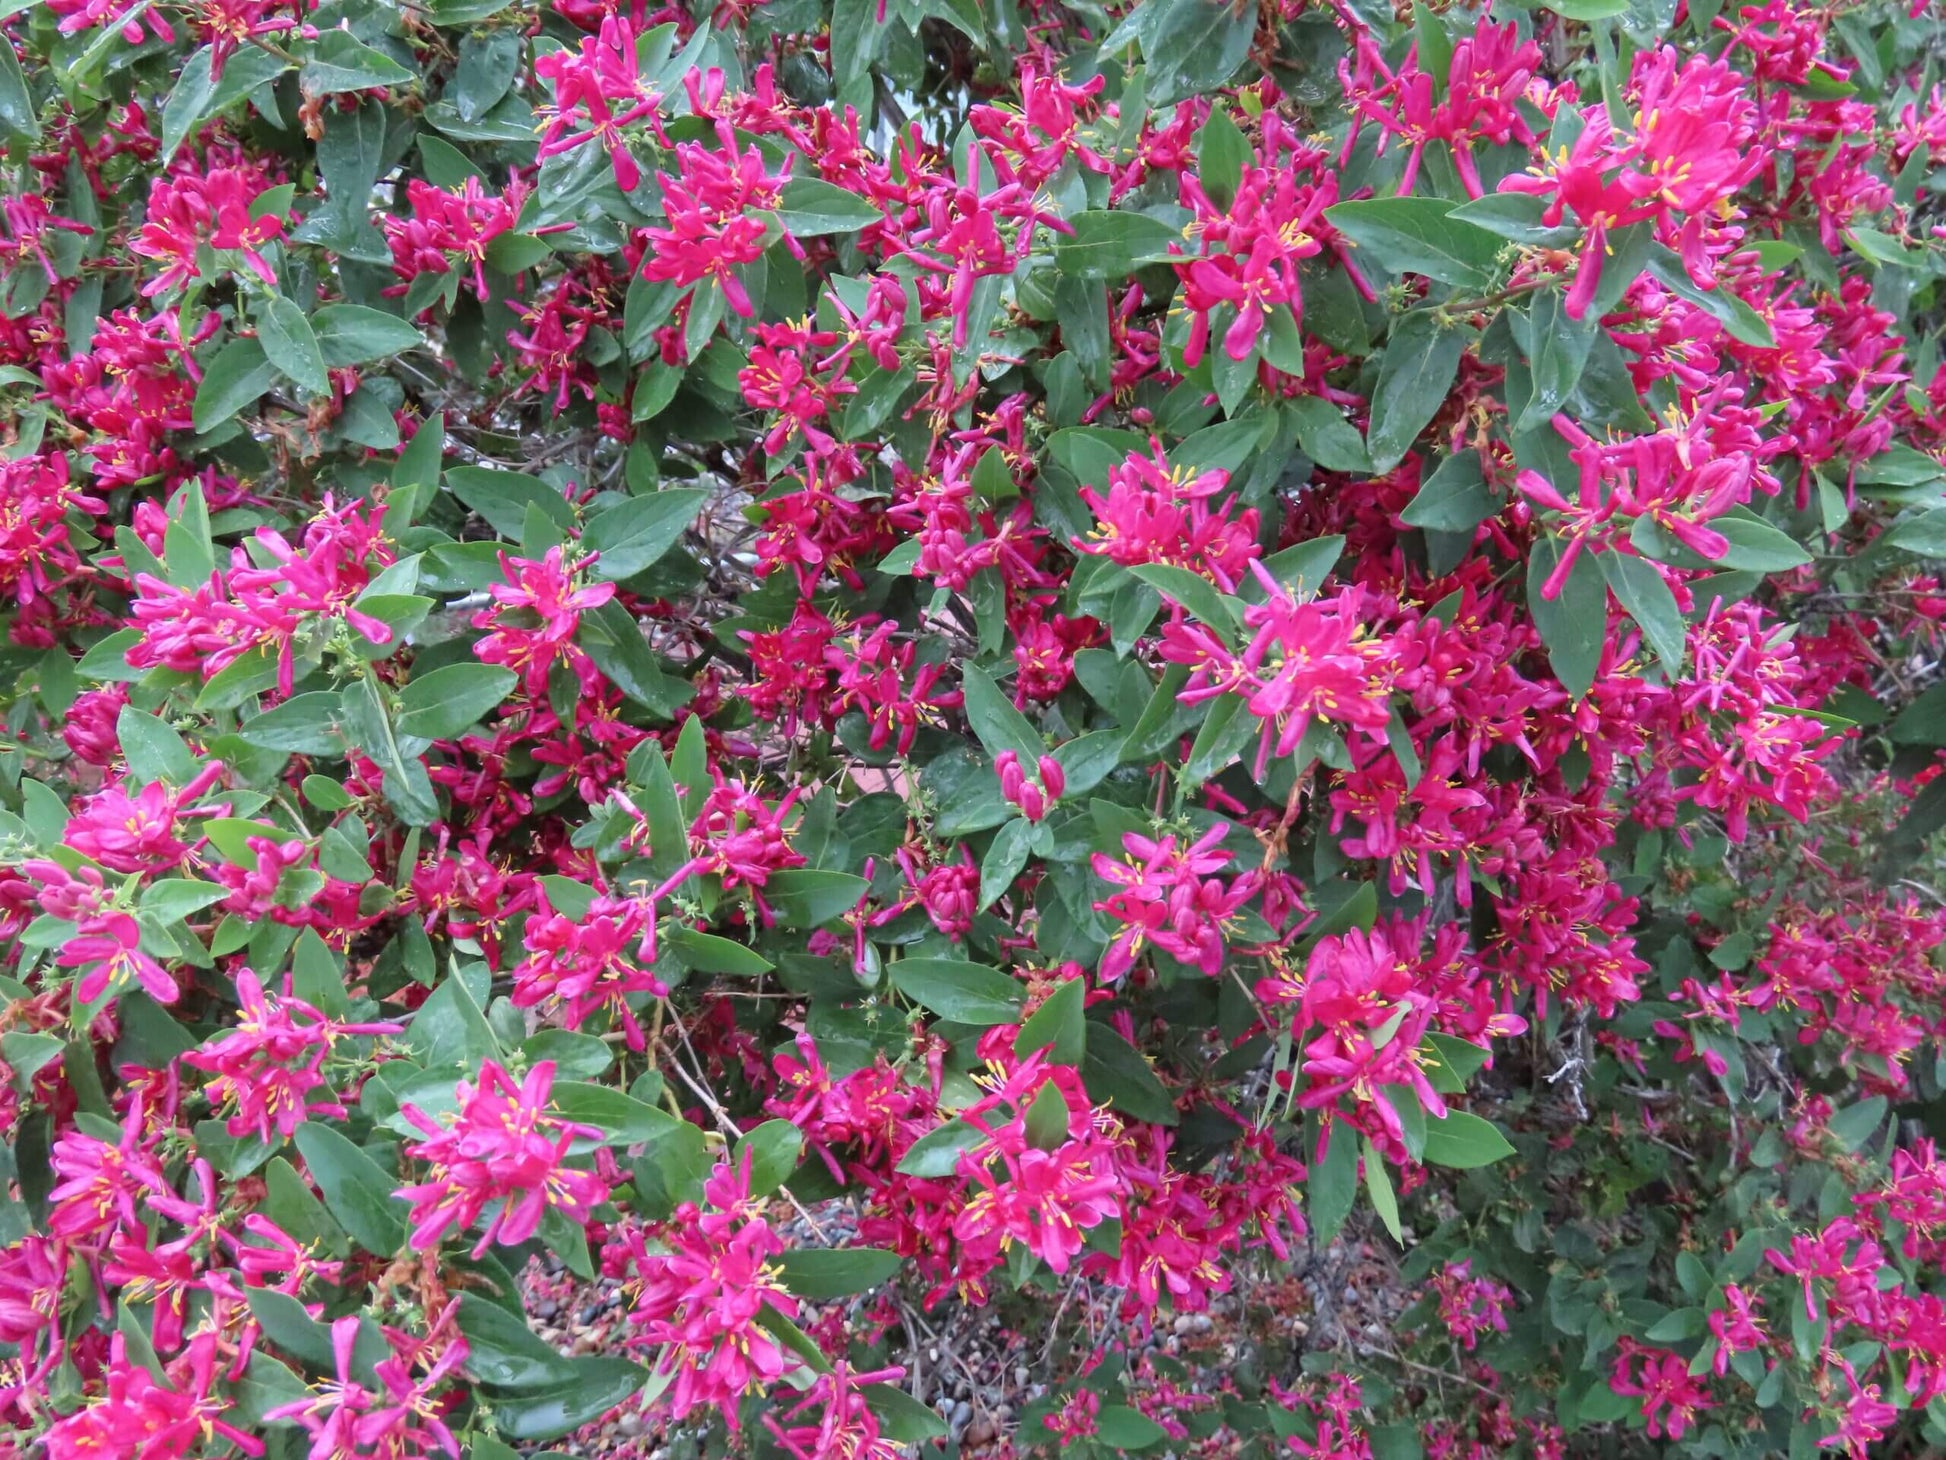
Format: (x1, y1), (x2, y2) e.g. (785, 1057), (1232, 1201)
(0, 0), (1943, 1454)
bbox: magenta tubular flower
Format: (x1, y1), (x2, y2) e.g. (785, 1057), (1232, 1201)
(536, 15), (668, 190)
(994, 749), (1064, 822)
(58, 912), (181, 1007)
(395, 1060), (609, 1256)
(953, 1139), (1122, 1275)
(1091, 825), (1261, 981)
(183, 969), (401, 1142)
(41, 1334), (265, 1460)
(472, 546), (615, 697)
(622, 1156), (804, 1424)
(63, 760), (226, 874)
(1074, 438), (1260, 592)
(640, 120), (786, 318)
(130, 168), (288, 297)
(511, 892), (667, 1047)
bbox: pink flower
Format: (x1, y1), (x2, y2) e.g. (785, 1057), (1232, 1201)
(130, 169), (287, 297)
(386, 179), (524, 303)
(511, 891), (668, 1048)
(1608, 1342), (1714, 1440)
(1091, 825), (1261, 981)
(622, 1157), (804, 1423)
(63, 762), (226, 874)
(472, 546), (615, 697)
(953, 1139), (1121, 1276)
(267, 1303), (467, 1459)
(1075, 439), (1260, 593)
(995, 749), (1065, 822)
(42, 1334), (263, 1460)
(395, 1060), (610, 1256)
(183, 969), (401, 1142)
(640, 120), (785, 320)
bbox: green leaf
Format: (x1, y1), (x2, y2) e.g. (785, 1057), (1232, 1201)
(447, 465), (576, 537)
(1014, 978), (1086, 1066)
(1251, 535), (1345, 600)
(1081, 1023), (1177, 1125)
(1140, 0), (1256, 104)
(1363, 1136), (1402, 1243)
(666, 927), (773, 974)
(1097, 1404), (1170, 1451)
(1308, 1119), (1357, 1243)
(1601, 553), (1686, 671)
(1644, 249), (1774, 348)
(258, 297), (329, 399)
(579, 600), (692, 718)
(1051, 211), (1181, 278)
(1511, 289), (1597, 434)
(1367, 312), (1466, 473)
(1023, 1081), (1071, 1150)
(238, 691), (349, 754)
(1887, 509), (1946, 556)
(405, 972), (500, 1069)
(1126, 563), (1235, 638)
(292, 1123), (407, 1255)
(1196, 108), (1249, 212)
(160, 45), (291, 162)
(396, 663), (518, 740)
(960, 663), (1044, 766)
(774, 1247), (903, 1298)
(1827, 1096), (1887, 1153)
(0, 35), (33, 141)
(193, 337), (277, 432)
(979, 816), (1035, 910)
(1447, 192), (1578, 248)
(891, 957), (1026, 1025)
(117, 706), (199, 785)
(774, 176), (883, 235)
(863, 1385), (950, 1443)
(483, 233), (551, 274)
(896, 1118), (988, 1177)
(455, 1294), (578, 1387)
(1711, 514), (1812, 572)
(450, 30), (520, 120)
(485, 1357), (650, 1442)
(550, 1083), (679, 1147)
(583, 489), (708, 580)
(762, 869), (868, 927)
(1421, 1110), (1516, 1168)
(1402, 449), (1495, 533)
(1286, 396), (1372, 474)
(248, 1289), (378, 1373)
(139, 879), (229, 924)
(1528, 535), (1606, 699)
(1325, 197), (1504, 289)
(1421, 1032), (1491, 1096)
(1890, 682), (1946, 746)
(313, 304), (423, 366)
(301, 31), (416, 92)
(732, 1119), (803, 1197)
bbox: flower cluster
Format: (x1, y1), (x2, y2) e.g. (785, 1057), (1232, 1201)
(0, 0), (1942, 1456)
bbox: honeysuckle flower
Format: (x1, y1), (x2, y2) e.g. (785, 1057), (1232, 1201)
(994, 749), (1064, 822)
(396, 1060), (610, 1255)
(1608, 1342), (1715, 1440)
(130, 169), (288, 297)
(622, 1156), (803, 1424)
(41, 1333), (264, 1459)
(1092, 825), (1262, 981)
(183, 969), (401, 1142)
